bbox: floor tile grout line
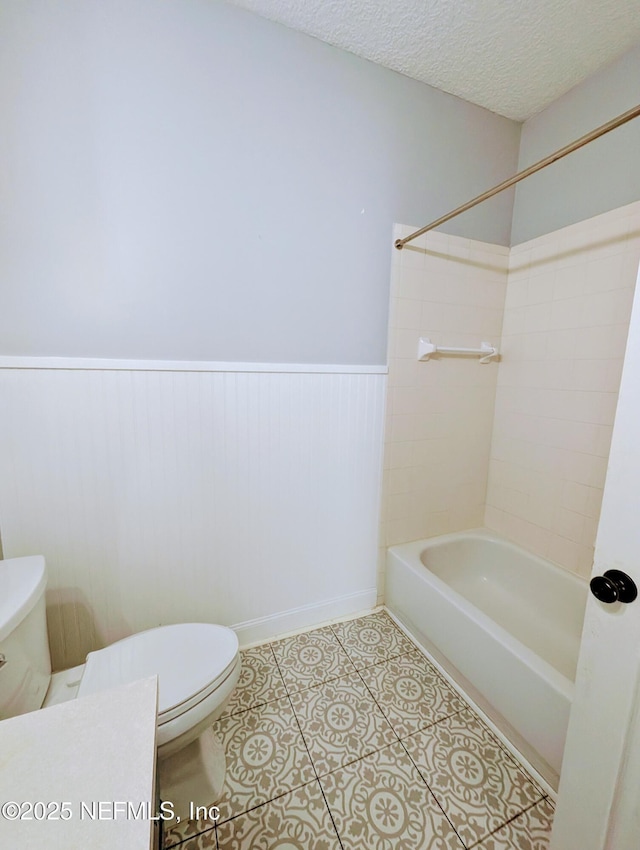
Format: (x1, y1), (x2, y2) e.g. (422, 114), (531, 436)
(281, 653), (429, 783)
(346, 645), (440, 673)
(287, 695), (345, 850)
(384, 608), (550, 796)
(172, 832), (217, 850)
(394, 728), (473, 849)
(219, 691), (286, 721)
(212, 773), (330, 849)
(330, 613), (433, 676)
(328, 604), (478, 848)
(331, 616), (469, 849)
(166, 833), (208, 850)
(266, 641), (289, 690)
(491, 739), (549, 797)
(276, 614), (537, 744)
(270, 627), (359, 695)
(225, 644), (463, 728)
(269, 629), (370, 782)
(282, 658), (465, 812)
(270, 633), (312, 702)
(311, 735), (466, 847)
(396, 717), (547, 850)
(350, 659), (406, 746)
(313, 783), (345, 850)
(218, 643), (288, 721)
(379, 699), (469, 847)
(270, 616), (464, 848)
(329, 621), (398, 672)
(347, 657), (469, 841)
(278, 667), (359, 699)
(465, 795), (552, 850)
(164, 819), (215, 850)
(185, 614), (546, 850)
(447, 703), (548, 800)
(314, 736), (417, 781)
(282, 656), (467, 850)
(328, 619), (435, 755)
(175, 822), (220, 850)
(271, 640), (345, 850)
(324, 625), (360, 676)
(214, 775), (322, 827)
(202, 643), (322, 841)
(162, 805), (218, 849)
(351, 656), (469, 747)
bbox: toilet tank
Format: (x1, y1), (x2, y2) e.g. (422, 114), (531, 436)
(0, 555), (52, 719)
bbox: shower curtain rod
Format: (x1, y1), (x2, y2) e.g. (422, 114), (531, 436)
(394, 103), (640, 250)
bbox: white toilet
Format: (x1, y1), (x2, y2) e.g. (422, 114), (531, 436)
(0, 554), (240, 817)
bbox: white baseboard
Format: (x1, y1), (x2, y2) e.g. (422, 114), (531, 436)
(232, 589), (378, 647)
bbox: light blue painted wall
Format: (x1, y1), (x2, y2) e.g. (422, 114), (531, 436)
(0, 0), (520, 365)
(511, 45), (640, 246)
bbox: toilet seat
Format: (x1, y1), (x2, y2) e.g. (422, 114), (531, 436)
(77, 623), (239, 724)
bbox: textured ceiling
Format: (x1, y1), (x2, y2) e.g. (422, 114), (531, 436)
(226, 0), (640, 121)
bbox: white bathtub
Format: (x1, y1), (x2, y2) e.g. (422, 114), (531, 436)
(386, 529), (588, 785)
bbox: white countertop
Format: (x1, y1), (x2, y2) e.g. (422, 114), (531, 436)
(0, 676), (158, 849)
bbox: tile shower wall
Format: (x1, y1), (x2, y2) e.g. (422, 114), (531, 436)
(380, 228), (509, 592)
(485, 202), (640, 578)
(0, 366), (384, 669)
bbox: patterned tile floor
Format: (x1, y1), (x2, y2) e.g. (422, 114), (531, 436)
(162, 610), (554, 850)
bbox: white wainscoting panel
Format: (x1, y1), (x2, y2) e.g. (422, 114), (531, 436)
(0, 367), (385, 669)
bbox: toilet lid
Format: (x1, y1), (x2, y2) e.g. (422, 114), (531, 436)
(77, 624), (239, 722)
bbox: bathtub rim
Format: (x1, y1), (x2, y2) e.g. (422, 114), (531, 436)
(387, 527), (584, 701)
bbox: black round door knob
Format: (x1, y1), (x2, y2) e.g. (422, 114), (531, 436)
(590, 570), (638, 604)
